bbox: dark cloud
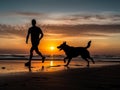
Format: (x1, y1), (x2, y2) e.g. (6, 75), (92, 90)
(51, 13), (120, 25)
(44, 24), (120, 35)
(0, 24), (120, 39)
(0, 24), (27, 38)
(1, 12), (120, 25)
(0, 12), (47, 18)
(14, 12), (46, 17)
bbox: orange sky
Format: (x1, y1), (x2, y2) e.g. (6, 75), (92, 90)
(0, 25), (120, 56)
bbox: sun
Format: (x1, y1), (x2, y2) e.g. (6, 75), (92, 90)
(50, 46), (55, 51)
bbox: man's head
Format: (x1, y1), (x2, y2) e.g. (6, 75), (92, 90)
(32, 19), (36, 26)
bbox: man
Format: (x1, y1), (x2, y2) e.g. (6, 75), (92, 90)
(25, 19), (45, 66)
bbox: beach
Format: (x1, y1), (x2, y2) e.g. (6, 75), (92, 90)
(0, 60), (120, 90)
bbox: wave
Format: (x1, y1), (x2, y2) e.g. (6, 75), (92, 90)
(0, 54), (120, 61)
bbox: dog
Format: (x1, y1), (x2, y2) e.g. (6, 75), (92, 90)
(57, 41), (95, 67)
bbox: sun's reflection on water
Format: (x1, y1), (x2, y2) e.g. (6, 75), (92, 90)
(50, 61), (54, 66)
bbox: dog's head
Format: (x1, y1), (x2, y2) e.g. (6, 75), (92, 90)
(57, 41), (67, 51)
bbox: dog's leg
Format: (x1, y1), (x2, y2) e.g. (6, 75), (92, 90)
(89, 57), (95, 64)
(64, 57), (68, 63)
(65, 58), (72, 66)
(84, 58), (90, 67)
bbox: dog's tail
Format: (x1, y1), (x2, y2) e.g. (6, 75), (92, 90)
(85, 40), (91, 49)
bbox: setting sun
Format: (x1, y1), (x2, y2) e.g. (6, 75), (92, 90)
(50, 46), (55, 51)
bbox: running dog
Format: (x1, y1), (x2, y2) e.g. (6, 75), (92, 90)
(57, 41), (95, 66)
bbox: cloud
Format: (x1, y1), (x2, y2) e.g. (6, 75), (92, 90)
(0, 12), (46, 17)
(44, 24), (120, 34)
(1, 11), (120, 25)
(45, 13), (120, 25)
(37, 24), (120, 41)
(14, 12), (47, 17)
(0, 23), (120, 40)
(0, 24), (27, 38)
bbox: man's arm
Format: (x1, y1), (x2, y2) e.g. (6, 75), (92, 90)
(39, 28), (44, 41)
(26, 29), (30, 44)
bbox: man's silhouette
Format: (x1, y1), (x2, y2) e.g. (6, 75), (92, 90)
(25, 19), (45, 66)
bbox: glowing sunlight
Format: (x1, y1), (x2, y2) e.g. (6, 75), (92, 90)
(50, 46), (55, 51)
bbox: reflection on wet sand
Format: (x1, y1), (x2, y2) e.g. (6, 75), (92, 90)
(25, 60), (120, 72)
(0, 60), (119, 73)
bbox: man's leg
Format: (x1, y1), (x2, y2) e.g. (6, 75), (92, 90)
(29, 47), (34, 63)
(35, 47), (45, 63)
(25, 47), (34, 66)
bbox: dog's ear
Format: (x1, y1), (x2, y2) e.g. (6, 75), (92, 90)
(63, 41), (66, 44)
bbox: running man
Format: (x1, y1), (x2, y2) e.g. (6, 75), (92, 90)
(25, 19), (45, 66)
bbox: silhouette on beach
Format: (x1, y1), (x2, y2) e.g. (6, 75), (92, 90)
(25, 19), (45, 66)
(57, 41), (95, 67)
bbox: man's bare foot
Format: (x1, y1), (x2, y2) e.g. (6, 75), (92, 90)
(25, 62), (31, 66)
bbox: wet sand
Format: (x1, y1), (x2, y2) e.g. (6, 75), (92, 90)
(0, 63), (120, 90)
